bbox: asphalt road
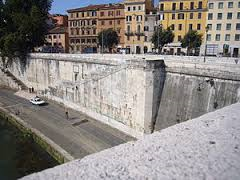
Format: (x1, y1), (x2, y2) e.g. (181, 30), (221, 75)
(0, 88), (134, 159)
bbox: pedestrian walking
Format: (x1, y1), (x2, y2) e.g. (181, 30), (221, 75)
(65, 108), (69, 120)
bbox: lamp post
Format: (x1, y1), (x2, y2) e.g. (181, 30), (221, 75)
(204, 26), (209, 63)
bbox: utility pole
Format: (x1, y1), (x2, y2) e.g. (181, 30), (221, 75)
(204, 26), (209, 63)
(102, 29), (104, 54)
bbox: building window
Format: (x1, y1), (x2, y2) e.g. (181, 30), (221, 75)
(145, 36), (148, 42)
(93, 29), (96, 35)
(236, 23), (240, 30)
(209, 3), (214, 9)
(87, 12), (90, 17)
(218, 2), (223, 9)
(136, 15), (142, 22)
(92, 20), (97, 25)
(178, 35), (182, 41)
(178, 13), (184, 19)
(171, 24), (175, 30)
(100, 12), (104, 17)
(235, 34), (240, 41)
(127, 36), (130, 41)
(190, 2), (194, 9)
(239, 1), (240, 8)
(101, 21), (105, 25)
(238, 12), (240, 19)
(225, 34), (230, 41)
(109, 21), (112, 25)
(116, 10), (121, 16)
(207, 24), (212, 30)
(81, 39), (85, 43)
(215, 34), (221, 41)
(71, 13), (74, 18)
(108, 11), (114, 16)
(180, 2), (183, 10)
(160, 4), (164, 11)
(117, 20), (121, 25)
(207, 34), (211, 41)
(53, 35), (57, 39)
(137, 36), (140, 41)
(76, 13), (79, 18)
(190, 13), (194, 19)
(217, 13), (222, 20)
(197, 24), (201, 30)
(82, 12), (84, 17)
(126, 16), (132, 22)
(128, 6), (131, 11)
(198, 1), (202, 9)
(226, 23), (231, 30)
(127, 25), (131, 33)
(172, 14), (175, 19)
(178, 24), (182, 30)
(133, 6), (136, 11)
(189, 24), (193, 30)
(216, 24), (222, 30)
(227, 13), (232, 19)
(228, 2), (233, 8)
(137, 25), (141, 33)
(138, 6), (141, 10)
(172, 3), (176, 10)
(208, 13), (213, 20)
(144, 26), (149, 31)
(198, 13), (202, 19)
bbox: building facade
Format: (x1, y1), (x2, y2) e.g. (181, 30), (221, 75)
(98, 4), (125, 51)
(144, 11), (159, 53)
(68, 5), (101, 53)
(67, 4), (125, 54)
(159, 0), (208, 55)
(124, 0), (154, 54)
(45, 27), (69, 53)
(202, 0), (240, 57)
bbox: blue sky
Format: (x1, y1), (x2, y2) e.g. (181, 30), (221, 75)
(50, 0), (122, 14)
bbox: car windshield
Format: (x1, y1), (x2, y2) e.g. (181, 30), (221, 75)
(35, 98), (41, 101)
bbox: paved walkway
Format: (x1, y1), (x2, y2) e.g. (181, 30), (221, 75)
(0, 88), (134, 159)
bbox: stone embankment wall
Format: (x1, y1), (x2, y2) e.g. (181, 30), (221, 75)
(1, 54), (240, 137)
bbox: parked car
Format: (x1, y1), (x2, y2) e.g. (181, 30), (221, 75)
(30, 96), (46, 105)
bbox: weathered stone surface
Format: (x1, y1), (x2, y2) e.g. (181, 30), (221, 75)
(1, 54), (240, 137)
(21, 103), (240, 180)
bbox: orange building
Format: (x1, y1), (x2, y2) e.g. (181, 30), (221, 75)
(45, 26), (69, 53)
(98, 4), (125, 51)
(67, 3), (125, 53)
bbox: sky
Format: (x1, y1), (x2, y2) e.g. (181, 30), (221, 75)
(50, 0), (122, 15)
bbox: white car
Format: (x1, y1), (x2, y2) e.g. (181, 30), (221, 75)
(30, 96), (45, 105)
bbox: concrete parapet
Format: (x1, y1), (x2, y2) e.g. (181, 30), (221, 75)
(21, 103), (240, 180)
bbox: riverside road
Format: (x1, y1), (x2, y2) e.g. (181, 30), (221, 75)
(0, 88), (134, 159)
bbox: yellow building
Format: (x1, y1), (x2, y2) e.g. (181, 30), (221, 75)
(124, 0), (154, 54)
(159, 0), (208, 55)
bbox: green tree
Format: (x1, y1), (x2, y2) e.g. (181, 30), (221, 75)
(98, 29), (119, 53)
(151, 27), (174, 54)
(181, 30), (202, 55)
(0, 0), (52, 66)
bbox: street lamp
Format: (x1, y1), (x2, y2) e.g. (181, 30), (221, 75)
(204, 26), (209, 62)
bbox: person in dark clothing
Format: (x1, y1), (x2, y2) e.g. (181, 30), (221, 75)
(65, 110), (69, 120)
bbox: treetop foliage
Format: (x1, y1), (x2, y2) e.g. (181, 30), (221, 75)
(0, 0), (52, 60)
(151, 27), (174, 53)
(98, 29), (119, 52)
(181, 30), (202, 50)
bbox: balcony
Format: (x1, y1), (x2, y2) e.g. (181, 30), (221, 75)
(125, 31), (134, 36)
(135, 31), (145, 36)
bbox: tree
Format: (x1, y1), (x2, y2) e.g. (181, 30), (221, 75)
(181, 30), (202, 56)
(98, 29), (119, 53)
(151, 27), (174, 54)
(0, 0), (52, 67)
